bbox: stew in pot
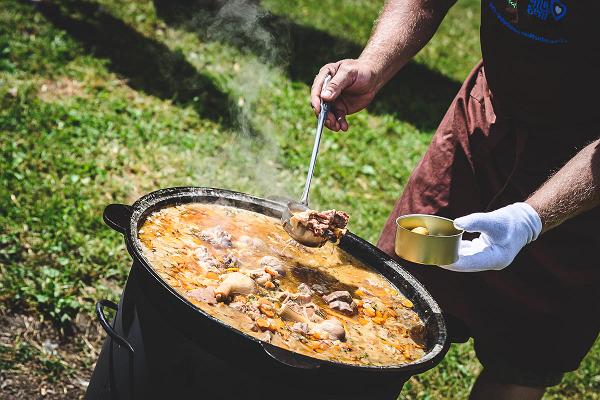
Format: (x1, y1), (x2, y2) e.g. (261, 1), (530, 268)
(138, 203), (426, 366)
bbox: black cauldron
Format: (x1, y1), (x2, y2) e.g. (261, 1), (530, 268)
(85, 187), (448, 400)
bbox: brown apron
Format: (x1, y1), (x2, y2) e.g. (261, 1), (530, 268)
(377, 62), (600, 377)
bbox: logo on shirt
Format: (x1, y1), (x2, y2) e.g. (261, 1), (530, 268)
(527, 0), (567, 21)
(489, 0), (568, 44)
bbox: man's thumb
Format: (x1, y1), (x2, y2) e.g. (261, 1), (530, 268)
(322, 67), (355, 100)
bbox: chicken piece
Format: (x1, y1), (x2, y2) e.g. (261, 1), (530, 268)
(291, 322), (310, 335)
(277, 289), (311, 305)
(236, 235), (266, 250)
(277, 302), (308, 323)
(303, 303), (323, 323)
(309, 319), (345, 341)
(285, 283), (313, 305)
(278, 300), (322, 324)
(322, 290), (352, 304)
(280, 302), (344, 340)
(276, 291), (290, 302)
(199, 226), (233, 248)
(186, 286), (217, 304)
(259, 256), (286, 277)
(322, 290), (356, 315)
(215, 272), (256, 301)
(289, 209), (349, 242)
(328, 300), (357, 315)
(194, 246), (220, 271)
(230, 301), (261, 321)
(259, 330), (273, 342)
(222, 252), (240, 268)
(291, 292), (312, 305)
(298, 283), (313, 296)
(311, 284), (328, 295)
(248, 269), (272, 286)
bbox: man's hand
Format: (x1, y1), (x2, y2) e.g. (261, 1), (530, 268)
(310, 59), (380, 132)
(309, 0), (455, 132)
(440, 203), (542, 272)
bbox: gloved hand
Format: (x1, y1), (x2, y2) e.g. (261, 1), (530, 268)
(440, 202), (542, 272)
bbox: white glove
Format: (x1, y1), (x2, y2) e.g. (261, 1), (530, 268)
(440, 202), (542, 272)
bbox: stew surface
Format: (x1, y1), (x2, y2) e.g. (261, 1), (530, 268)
(139, 203), (426, 366)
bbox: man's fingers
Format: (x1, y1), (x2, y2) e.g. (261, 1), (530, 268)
(311, 61), (353, 131)
(454, 213), (499, 236)
(439, 238), (508, 272)
(326, 112), (340, 131)
(339, 115), (348, 131)
(321, 64), (357, 101)
(333, 102), (348, 132)
(311, 63), (338, 115)
(440, 246), (497, 272)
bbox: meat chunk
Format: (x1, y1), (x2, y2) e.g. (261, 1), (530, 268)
(236, 235), (266, 250)
(230, 300), (261, 321)
(223, 252), (240, 268)
(199, 226), (232, 248)
(277, 302), (308, 323)
(187, 286), (217, 304)
(289, 283), (313, 304)
(291, 292), (312, 305)
(290, 322), (310, 335)
(194, 246), (219, 271)
(323, 290), (357, 315)
(259, 330), (273, 342)
(215, 272), (256, 301)
(311, 284), (328, 295)
(309, 319), (345, 341)
(278, 300), (322, 324)
(322, 290), (352, 304)
(276, 285), (313, 305)
(328, 300), (357, 315)
(289, 209), (349, 242)
(259, 256), (286, 277)
(248, 269), (272, 286)
(279, 302), (345, 341)
(297, 283), (313, 296)
(303, 303), (322, 323)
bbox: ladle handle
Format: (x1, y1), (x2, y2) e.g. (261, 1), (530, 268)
(300, 74), (332, 206)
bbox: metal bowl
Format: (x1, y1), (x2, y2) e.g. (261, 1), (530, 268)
(395, 214), (463, 266)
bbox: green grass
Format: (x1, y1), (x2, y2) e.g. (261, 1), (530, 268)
(0, 0), (598, 398)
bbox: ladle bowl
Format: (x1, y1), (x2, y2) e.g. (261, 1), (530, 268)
(281, 201), (328, 248)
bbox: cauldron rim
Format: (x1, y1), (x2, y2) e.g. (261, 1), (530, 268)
(109, 186), (448, 374)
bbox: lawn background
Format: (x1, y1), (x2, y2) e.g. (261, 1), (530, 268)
(1, 0), (598, 398)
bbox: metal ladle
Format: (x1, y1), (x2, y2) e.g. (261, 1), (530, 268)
(282, 75), (332, 247)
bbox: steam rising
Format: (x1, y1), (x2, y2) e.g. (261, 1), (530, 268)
(165, 0), (297, 200)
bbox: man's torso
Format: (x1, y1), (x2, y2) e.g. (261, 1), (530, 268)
(480, 0), (600, 128)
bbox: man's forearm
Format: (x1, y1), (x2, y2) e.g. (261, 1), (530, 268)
(359, 0), (456, 90)
(526, 139), (600, 233)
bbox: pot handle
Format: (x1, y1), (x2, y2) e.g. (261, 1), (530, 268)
(96, 300), (135, 355)
(96, 300), (135, 398)
(261, 342), (322, 369)
(103, 204), (133, 235)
